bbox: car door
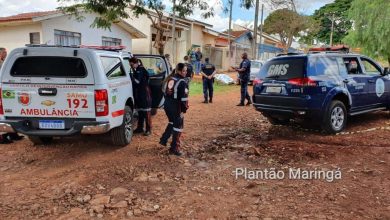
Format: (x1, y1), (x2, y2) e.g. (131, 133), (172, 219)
(342, 57), (371, 112)
(132, 54), (170, 108)
(359, 56), (389, 108)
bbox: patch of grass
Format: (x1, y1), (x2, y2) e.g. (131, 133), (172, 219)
(189, 80), (235, 96)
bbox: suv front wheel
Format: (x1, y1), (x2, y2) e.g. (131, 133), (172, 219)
(322, 100), (347, 134)
(111, 106), (133, 146)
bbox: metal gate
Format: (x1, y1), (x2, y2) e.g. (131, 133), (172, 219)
(203, 46), (223, 69)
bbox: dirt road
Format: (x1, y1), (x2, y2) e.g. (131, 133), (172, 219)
(0, 86), (389, 219)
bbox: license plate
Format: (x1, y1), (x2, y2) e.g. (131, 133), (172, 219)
(39, 120), (65, 129)
(266, 86), (282, 93)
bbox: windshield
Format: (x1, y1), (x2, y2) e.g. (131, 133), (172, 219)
(257, 57), (306, 80)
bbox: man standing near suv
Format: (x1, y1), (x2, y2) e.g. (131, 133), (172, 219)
(130, 57), (152, 136)
(235, 52), (252, 106)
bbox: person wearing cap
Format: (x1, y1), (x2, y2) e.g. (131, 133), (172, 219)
(201, 58), (216, 103)
(234, 52), (252, 106)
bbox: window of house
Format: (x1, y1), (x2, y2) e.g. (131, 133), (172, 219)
(29, 32), (40, 44)
(102, 37), (122, 46)
(54, 29), (81, 46)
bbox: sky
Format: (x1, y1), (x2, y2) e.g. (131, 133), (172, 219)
(0, 0), (335, 31)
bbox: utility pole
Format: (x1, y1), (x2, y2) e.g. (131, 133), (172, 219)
(252, 0), (260, 60)
(330, 13), (335, 47)
(171, 0), (176, 65)
(258, 4), (264, 60)
(228, 0), (233, 63)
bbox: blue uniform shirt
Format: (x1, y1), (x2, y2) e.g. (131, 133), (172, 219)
(239, 59), (251, 82)
(201, 62), (215, 76)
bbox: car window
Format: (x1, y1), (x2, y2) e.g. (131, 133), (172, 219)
(360, 58), (381, 76)
(257, 57), (306, 80)
(314, 57), (339, 77)
(336, 57), (348, 76)
(343, 57), (363, 75)
(137, 57), (167, 76)
(251, 62), (262, 69)
(100, 56), (126, 79)
(11, 56), (87, 78)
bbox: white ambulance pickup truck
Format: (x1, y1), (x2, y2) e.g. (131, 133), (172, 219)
(0, 45), (170, 146)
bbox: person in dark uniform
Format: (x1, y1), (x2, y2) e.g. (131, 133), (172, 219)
(234, 52), (252, 106)
(201, 58), (216, 103)
(183, 55), (194, 83)
(159, 63), (189, 156)
(130, 57), (152, 136)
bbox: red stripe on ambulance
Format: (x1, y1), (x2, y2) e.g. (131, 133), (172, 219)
(111, 110), (124, 117)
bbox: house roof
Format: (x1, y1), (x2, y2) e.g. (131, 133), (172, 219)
(0, 10), (146, 38)
(229, 30), (250, 38)
(0, 11), (58, 23)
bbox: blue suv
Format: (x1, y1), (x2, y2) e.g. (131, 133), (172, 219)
(252, 53), (390, 133)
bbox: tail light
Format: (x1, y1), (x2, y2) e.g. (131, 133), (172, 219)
(95, 89), (109, 117)
(0, 89), (3, 115)
(288, 77), (317, 87)
(253, 78), (263, 86)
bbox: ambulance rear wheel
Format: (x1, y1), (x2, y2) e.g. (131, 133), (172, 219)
(29, 136), (53, 145)
(111, 106), (133, 146)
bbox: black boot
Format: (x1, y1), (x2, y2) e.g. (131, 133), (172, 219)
(169, 148), (182, 156)
(209, 98), (213, 103)
(134, 128), (144, 134)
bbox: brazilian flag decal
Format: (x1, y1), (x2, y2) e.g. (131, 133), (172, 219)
(2, 90), (15, 99)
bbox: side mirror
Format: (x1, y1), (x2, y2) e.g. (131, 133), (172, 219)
(382, 67), (389, 76)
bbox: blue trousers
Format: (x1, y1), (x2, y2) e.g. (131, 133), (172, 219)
(195, 61), (201, 74)
(240, 80), (251, 104)
(203, 78), (214, 100)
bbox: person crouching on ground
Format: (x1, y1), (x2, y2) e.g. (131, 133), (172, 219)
(129, 57), (152, 136)
(159, 63), (189, 156)
(201, 58), (216, 103)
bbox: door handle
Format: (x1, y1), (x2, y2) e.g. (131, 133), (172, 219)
(368, 79), (375, 83)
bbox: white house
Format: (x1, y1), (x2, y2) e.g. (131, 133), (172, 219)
(0, 11), (146, 52)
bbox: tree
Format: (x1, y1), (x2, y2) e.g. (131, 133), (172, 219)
(59, 0), (214, 55)
(263, 8), (306, 53)
(311, 0), (352, 45)
(298, 16), (320, 46)
(344, 0), (390, 66)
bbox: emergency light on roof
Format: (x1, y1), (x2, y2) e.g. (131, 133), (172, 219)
(309, 45), (349, 53)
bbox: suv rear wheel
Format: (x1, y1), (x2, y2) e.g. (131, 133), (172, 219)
(29, 136), (53, 145)
(111, 106), (133, 146)
(323, 100), (347, 134)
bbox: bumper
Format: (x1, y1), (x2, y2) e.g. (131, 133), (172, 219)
(0, 120), (110, 136)
(253, 95), (321, 118)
